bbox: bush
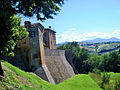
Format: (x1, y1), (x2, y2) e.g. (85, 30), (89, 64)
(93, 68), (101, 75)
(115, 80), (120, 90)
(101, 72), (110, 89)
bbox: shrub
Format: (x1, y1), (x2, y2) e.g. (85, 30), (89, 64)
(101, 72), (110, 89)
(115, 80), (120, 90)
(93, 68), (101, 75)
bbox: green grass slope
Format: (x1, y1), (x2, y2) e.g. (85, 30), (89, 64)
(56, 74), (102, 90)
(0, 60), (102, 90)
(0, 60), (55, 90)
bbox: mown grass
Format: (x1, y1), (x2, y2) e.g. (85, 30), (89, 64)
(0, 60), (102, 90)
(56, 74), (102, 90)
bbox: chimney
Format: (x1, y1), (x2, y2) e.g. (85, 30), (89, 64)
(24, 21), (31, 29)
(49, 26), (51, 29)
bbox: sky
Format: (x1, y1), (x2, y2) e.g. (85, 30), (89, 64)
(21, 0), (120, 44)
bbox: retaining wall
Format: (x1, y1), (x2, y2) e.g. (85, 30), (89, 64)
(44, 49), (75, 84)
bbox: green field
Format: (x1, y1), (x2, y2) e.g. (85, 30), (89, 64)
(56, 74), (102, 90)
(0, 60), (102, 90)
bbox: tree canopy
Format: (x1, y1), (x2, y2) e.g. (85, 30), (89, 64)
(0, 0), (64, 20)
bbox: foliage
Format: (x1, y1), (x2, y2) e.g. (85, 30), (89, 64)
(58, 42), (120, 74)
(87, 54), (103, 70)
(115, 80), (120, 90)
(93, 68), (101, 75)
(1, 15), (28, 57)
(99, 51), (120, 72)
(0, 0), (64, 20)
(87, 51), (120, 73)
(101, 72), (110, 89)
(57, 42), (91, 73)
(89, 72), (120, 90)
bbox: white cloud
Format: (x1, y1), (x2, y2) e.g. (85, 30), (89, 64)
(56, 29), (120, 44)
(71, 28), (77, 31)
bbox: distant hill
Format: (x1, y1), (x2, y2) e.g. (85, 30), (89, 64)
(57, 37), (120, 46)
(82, 37), (120, 43)
(56, 41), (69, 46)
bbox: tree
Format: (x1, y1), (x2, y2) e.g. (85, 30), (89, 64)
(0, 0), (65, 76)
(87, 54), (103, 71)
(0, 15), (28, 76)
(73, 48), (90, 73)
(57, 42), (90, 73)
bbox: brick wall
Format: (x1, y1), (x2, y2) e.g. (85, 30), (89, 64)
(44, 49), (75, 84)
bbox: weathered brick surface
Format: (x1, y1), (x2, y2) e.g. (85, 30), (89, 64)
(34, 66), (49, 82)
(44, 29), (56, 49)
(13, 37), (31, 71)
(44, 49), (75, 84)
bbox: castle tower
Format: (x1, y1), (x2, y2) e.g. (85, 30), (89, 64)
(24, 21), (45, 70)
(43, 27), (56, 49)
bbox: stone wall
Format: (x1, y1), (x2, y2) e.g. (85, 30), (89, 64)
(44, 49), (75, 84)
(44, 29), (56, 49)
(13, 38), (31, 71)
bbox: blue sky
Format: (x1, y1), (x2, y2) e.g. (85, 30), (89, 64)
(21, 0), (120, 43)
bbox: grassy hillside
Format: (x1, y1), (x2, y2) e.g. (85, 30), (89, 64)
(0, 60), (102, 90)
(56, 74), (102, 90)
(0, 60), (55, 90)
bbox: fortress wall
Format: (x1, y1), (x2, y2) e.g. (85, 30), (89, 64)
(44, 49), (75, 84)
(13, 38), (31, 71)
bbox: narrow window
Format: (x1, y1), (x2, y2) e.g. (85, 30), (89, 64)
(29, 31), (35, 37)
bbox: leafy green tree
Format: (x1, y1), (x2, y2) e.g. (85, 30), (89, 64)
(99, 54), (110, 71)
(0, 0), (65, 76)
(0, 15), (28, 76)
(57, 42), (90, 73)
(73, 48), (90, 73)
(108, 51), (120, 72)
(99, 51), (120, 72)
(1, 15), (28, 57)
(87, 54), (103, 71)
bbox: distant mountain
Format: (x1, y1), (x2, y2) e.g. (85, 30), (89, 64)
(57, 37), (120, 46)
(56, 41), (69, 46)
(82, 37), (120, 43)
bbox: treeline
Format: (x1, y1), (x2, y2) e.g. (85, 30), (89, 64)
(57, 42), (120, 74)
